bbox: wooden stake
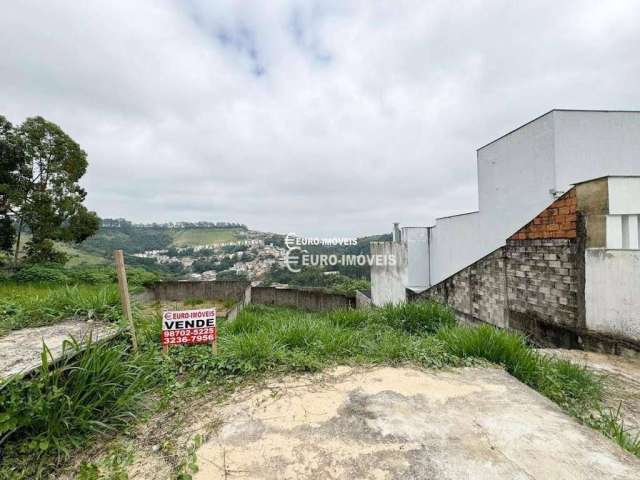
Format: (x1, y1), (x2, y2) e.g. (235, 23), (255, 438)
(211, 339), (217, 354)
(114, 249), (138, 353)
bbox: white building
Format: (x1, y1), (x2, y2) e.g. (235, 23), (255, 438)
(433, 109), (640, 286)
(371, 110), (640, 351)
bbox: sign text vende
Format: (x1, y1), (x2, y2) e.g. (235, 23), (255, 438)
(161, 308), (216, 346)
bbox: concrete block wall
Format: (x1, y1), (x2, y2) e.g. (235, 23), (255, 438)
(250, 287), (355, 311)
(414, 182), (640, 354)
(421, 249), (507, 328)
(415, 238), (582, 344)
(505, 239), (579, 329)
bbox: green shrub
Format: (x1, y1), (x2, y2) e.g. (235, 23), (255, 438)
(13, 265), (70, 283)
(65, 265), (113, 285)
(0, 284), (122, 333)
(183, 297), (205, 307)
(124, 267), (161, 286)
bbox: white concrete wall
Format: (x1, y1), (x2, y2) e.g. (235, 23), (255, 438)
(606, 215), (640, 249)
(608, 177), (640, 214)
(429, 111), (557, 284)
(585, 249), (640, 342)
(428, 110), (640, 285)
(403, 227), (429, 289)
(605, 177), (640, 249)
(554, 111), (640, 190)
(370, 241), (407, 306)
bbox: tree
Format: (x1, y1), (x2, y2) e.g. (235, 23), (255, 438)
(0, 116), (22, 252)
(3, 116), (99, 264)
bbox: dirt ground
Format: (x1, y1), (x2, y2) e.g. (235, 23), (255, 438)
(112, 365), (639, 480)
(0, 319), (118, 379)
(541, 348), (640, 433)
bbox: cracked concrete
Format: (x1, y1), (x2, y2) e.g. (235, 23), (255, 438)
(0, 319), (118, 379)
(194, 366), (640, 480)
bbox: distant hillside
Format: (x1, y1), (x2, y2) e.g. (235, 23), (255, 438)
(15, 234), (107, 267)
(169, 227), (246, 247)
(77, 220), (250, 257)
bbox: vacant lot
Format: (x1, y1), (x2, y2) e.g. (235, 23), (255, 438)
(2, 302), (639, 479)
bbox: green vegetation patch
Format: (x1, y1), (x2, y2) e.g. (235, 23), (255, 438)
(0, 338), (162, 476)
(0, 284), (123, 335)
(169, 228), (244, 247)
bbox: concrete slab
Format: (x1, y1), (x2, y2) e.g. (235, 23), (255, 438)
(195, 366), (640, 480)
(0, 320), (119, 379)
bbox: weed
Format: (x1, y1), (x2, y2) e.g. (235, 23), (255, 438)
(183, 298), (204, 307)
(588, 403), (640, 456)
(174, 434), (205, 480)
(0, 284), (122, 334)
(1, 299), (634, 479)
(0, 337), (161, 476)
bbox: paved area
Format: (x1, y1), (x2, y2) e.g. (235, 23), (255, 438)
(541, 348), (640, 432)
(0, 319), (118, 379)
(193, 366), (640, 480)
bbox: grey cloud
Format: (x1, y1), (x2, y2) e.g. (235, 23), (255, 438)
(1, 0), (639, 237)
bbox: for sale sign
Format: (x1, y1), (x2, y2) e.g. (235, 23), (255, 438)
(161, 308), (217, 347)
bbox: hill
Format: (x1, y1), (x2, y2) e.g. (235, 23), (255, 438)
(15, 234), (107, 267)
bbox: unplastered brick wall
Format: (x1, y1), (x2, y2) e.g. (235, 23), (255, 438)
(510, 189), (577, 240)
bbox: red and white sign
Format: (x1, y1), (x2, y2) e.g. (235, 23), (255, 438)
(161, 308), (217, 346)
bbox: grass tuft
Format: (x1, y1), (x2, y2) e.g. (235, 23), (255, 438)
(0, 284), (122, 334)
(0, 337), (161, 474)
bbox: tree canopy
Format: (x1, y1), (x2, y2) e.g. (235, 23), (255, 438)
(0, 115), (99, 264)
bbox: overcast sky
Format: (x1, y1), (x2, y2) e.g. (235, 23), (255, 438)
(1, 1), (639, 237)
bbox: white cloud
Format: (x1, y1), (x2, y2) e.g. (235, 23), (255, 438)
(1, 0), (639, 236)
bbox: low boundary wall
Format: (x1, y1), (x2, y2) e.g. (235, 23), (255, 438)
(251, 287), (354, 311)
(138, 281), (355, 315)
(141, 280), (250, 303)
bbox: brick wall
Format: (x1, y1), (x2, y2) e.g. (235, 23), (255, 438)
(510, 189), (577, 240)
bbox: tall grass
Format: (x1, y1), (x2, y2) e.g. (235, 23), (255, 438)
(437, 324), (602, 412)
(0, 337), (161, 475)
(0, 284), (122, 334)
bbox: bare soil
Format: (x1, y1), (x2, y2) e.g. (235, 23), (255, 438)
(70, 365), (640, 479)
